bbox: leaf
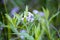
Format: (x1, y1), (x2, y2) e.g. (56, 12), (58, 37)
(5, 14), (19, 34)
(35, 23), (41, 40)
(42, 7), (49, 20)
(5, 14), (13, 24)
(15, 13), (23, 26)
(49, 11), (60, 23)
(24, 6), (28, 17)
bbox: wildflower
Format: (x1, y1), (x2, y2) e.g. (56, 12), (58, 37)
(20, 35), (25, 40)
(10, 7), (20, 18)
(0, 27), (3, 30)
(33, 9), (44, 16)
(33, 10), (39, 14)
(21, 18), (24, 21)
(20, 30), (26, 33)
(26, 12), (34, 22)
(23, 12), (34, 22)
(20, 30), (26, 40)
(39, 12), (44, 16)
(26, 17), (34, 22)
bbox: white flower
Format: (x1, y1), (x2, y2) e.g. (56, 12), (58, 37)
(26, 12), (34, 22)
(28, 12), (34, 17)
(23, 12), (34, 22)
(33, 10), (39, 14)
(26, 17), (34, 22)
(21, 18), (24, 21)
(33, 10), (44, 16)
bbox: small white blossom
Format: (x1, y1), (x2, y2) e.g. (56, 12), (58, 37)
(21, 18), (24, 21)
(22, 12), (34, 22)
(10, 7), (19, 13)
(28, 12), (34, 17)
(26, 17), (34, 22)
(26, 12), (34, 22)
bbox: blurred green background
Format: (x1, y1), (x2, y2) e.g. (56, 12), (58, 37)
(0, 0), (60, 40)
(0, 0), (60, 27)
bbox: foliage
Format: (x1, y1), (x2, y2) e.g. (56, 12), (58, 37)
(0, 0), (60, 40)
(0, 6), (59, 40)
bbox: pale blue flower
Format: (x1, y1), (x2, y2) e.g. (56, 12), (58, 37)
(33, 10), (39, 14)
(20, 30), (26, 40)
(20, 30), (26, 33)
(39, 12), (44, 16)
(22, 12), (34, 22)
(33, 10), (44, 16)
(10, 7), (20, 18)
(0, 27), (3, 30)
(21, 18), (24, 21)
(26, 17), (34, 22)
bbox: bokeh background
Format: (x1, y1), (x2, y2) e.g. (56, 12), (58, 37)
(0, 0), (60, 25)
(0, 0), (60, 40)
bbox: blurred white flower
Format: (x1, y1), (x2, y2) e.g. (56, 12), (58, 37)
(23, 12), (34, 22)
(21, 18), (24, 21)
(26, 17), (34, 22)
(10, 7), (20, 18)
(26, 12), (34, 22)
(33, 10), (39, 14)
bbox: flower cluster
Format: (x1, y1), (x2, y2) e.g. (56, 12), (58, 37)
(33, 10), (44, 16)
(21, 10), (44, 22)
(33, 10), (39, 14)
(22, 12), (34, 22)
